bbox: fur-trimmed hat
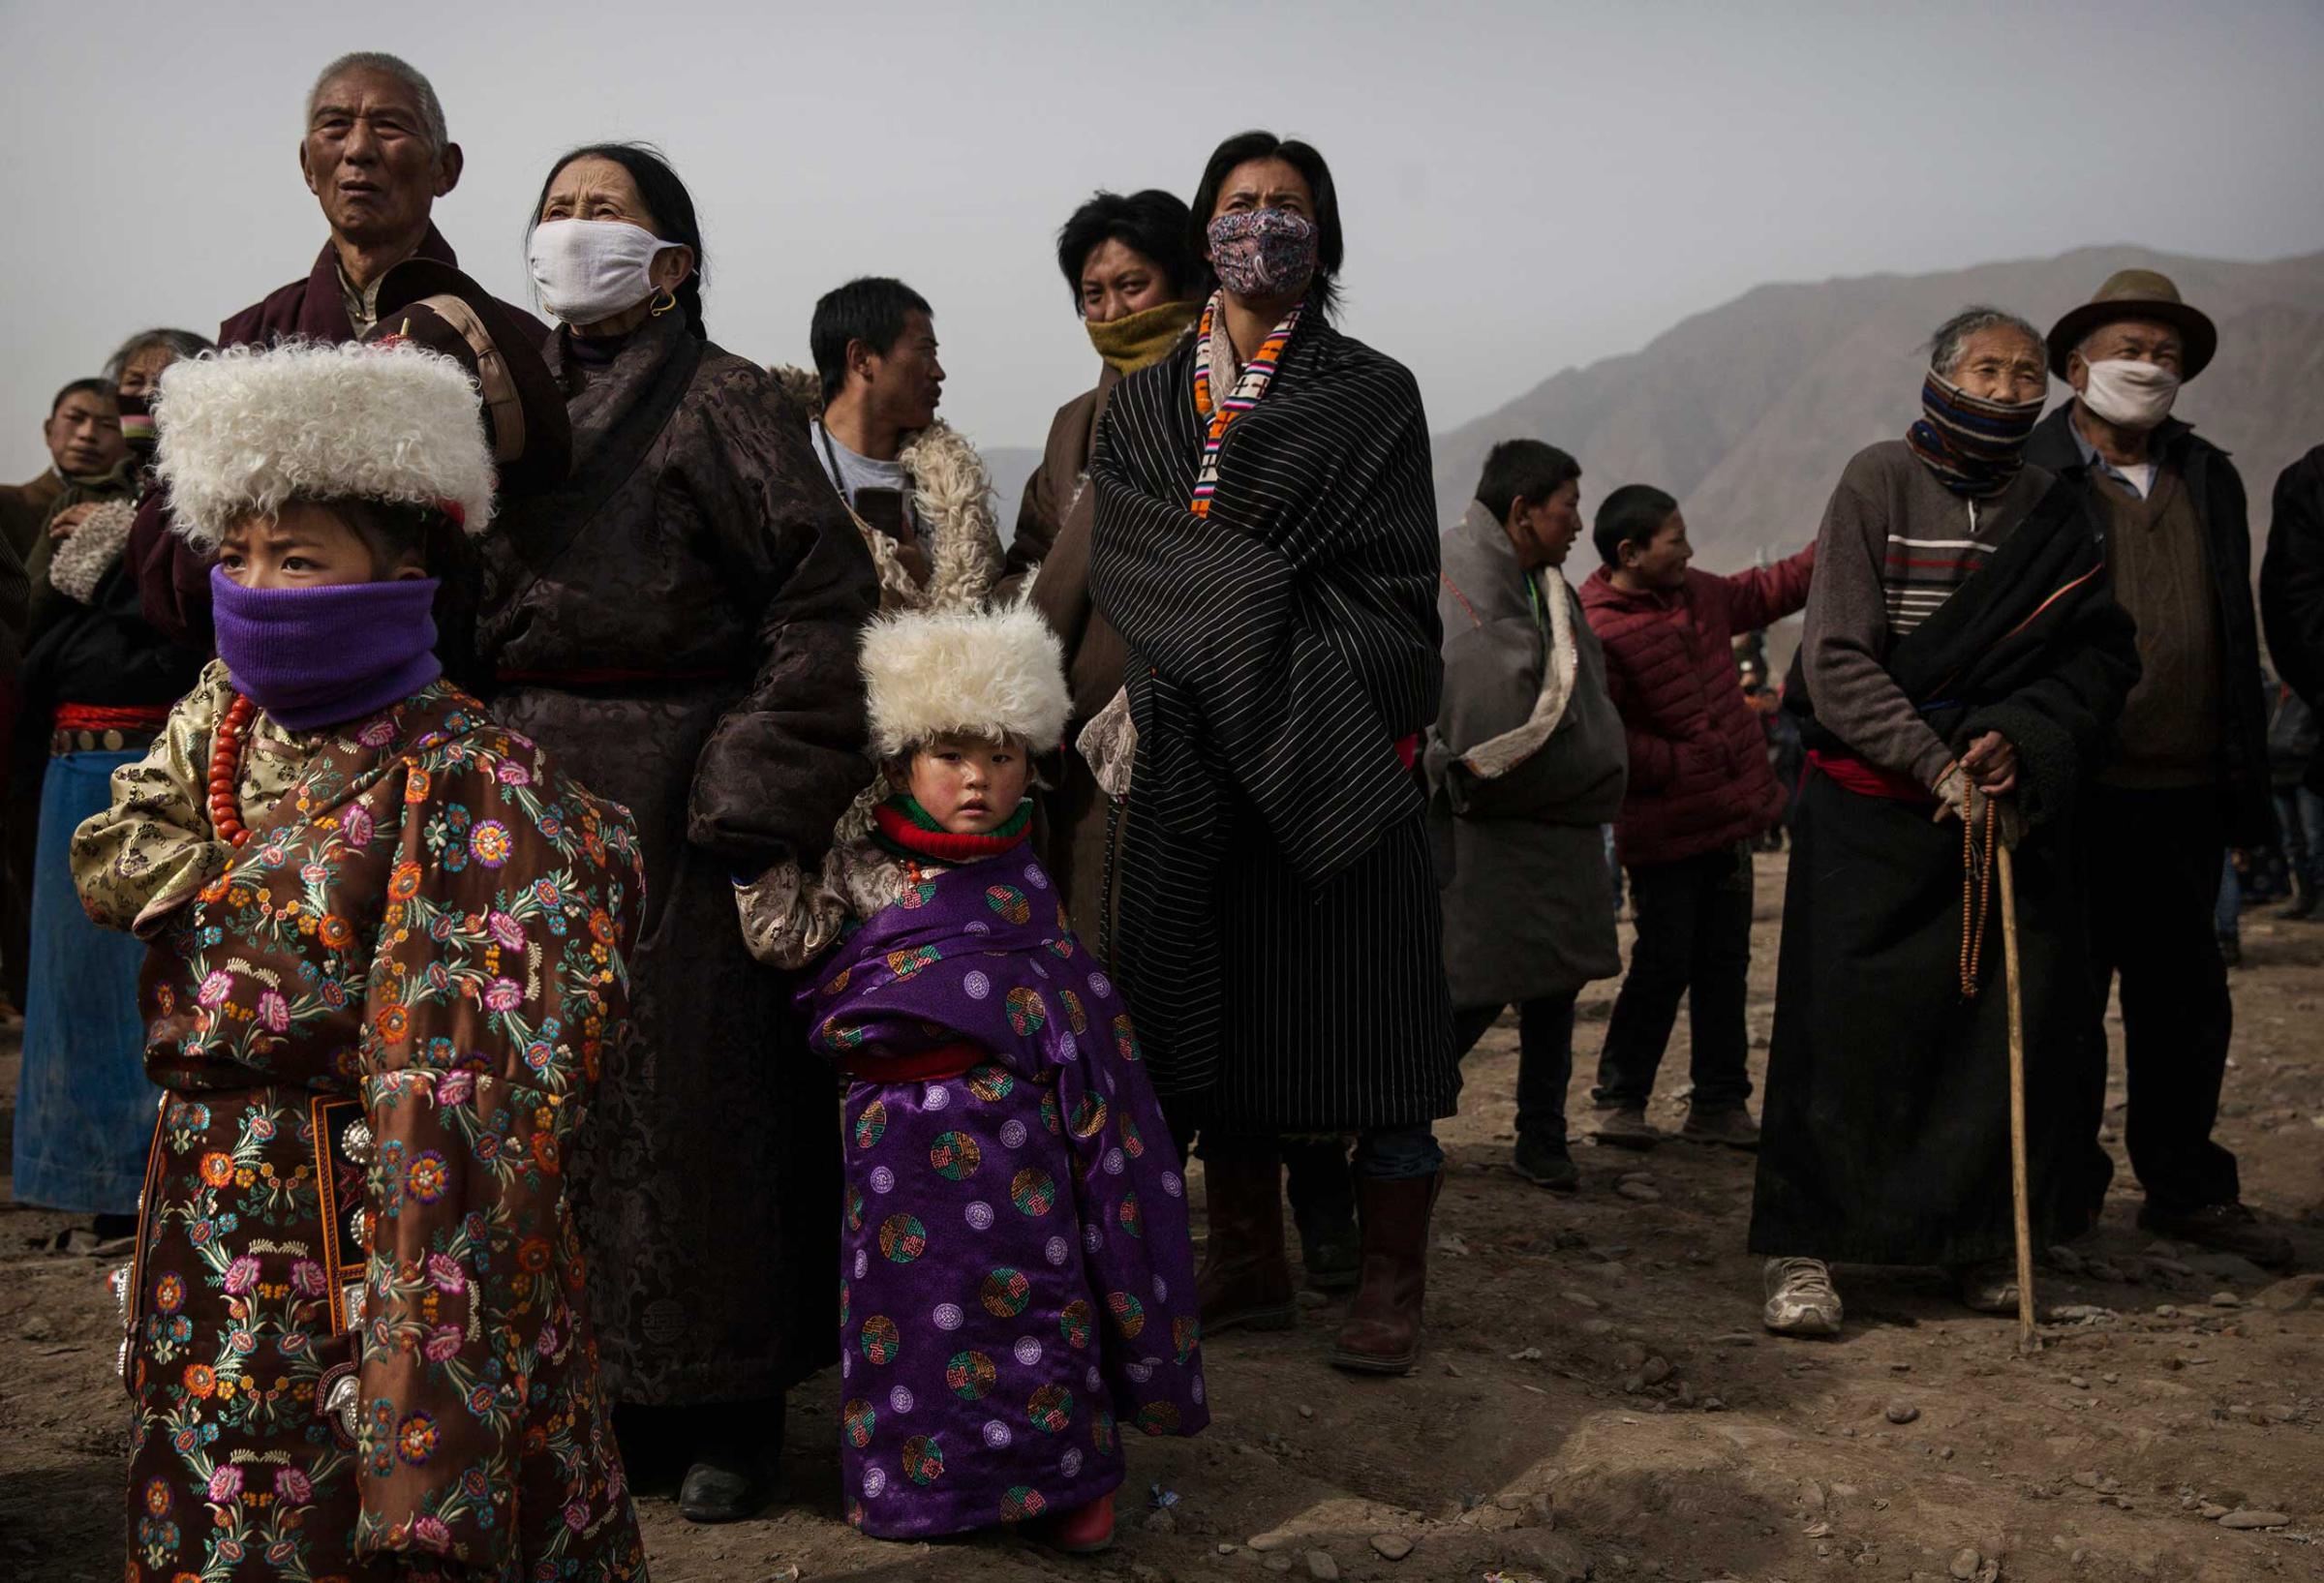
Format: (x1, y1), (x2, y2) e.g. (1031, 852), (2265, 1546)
(154, 339), (495, 552)
(861, 604), (1071, 759)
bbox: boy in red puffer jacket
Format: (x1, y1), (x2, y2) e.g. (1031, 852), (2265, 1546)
(1578, 486), (1814, 1151)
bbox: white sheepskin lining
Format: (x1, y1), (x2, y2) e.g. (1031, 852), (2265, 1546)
(153, 339), (495, 550)
(860, 603), (1070, 759)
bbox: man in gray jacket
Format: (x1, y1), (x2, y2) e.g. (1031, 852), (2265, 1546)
(1427, 441), (1629, 1189)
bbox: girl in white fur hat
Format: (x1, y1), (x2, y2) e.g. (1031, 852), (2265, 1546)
(72, 336), (647, 1580)
(738, 604), (1207, 1553)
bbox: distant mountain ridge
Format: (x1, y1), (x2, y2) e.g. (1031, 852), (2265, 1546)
(1430, 246), (2324, 569)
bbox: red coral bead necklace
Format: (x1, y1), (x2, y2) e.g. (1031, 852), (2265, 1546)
(207, 693), (259, 847)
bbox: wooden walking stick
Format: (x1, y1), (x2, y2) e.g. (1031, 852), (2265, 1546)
(1996, 841), (2038, 1354)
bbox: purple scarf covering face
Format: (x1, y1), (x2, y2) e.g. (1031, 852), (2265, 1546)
(208, 565), (443, 731)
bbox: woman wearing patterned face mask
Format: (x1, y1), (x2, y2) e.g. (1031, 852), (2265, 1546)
(483, 141), (881, 1523)
(1086, 131), (1460, 1377)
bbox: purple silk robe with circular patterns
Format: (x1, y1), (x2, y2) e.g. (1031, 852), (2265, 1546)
(800, 846), (1208, 1538)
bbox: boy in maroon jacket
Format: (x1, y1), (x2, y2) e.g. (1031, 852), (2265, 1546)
(1578, 487), (1814, 1149)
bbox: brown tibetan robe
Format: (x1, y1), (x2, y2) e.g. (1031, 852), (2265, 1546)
(74, 666), (647, 1580)
(1008, 367), (1136, 951)
(476, 311), (880, 1406)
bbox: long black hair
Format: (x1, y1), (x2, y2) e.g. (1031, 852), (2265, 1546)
(1188, 131), (1345, 319)
(529, 142), (708, 340)
(1054, 189), (1199, 309)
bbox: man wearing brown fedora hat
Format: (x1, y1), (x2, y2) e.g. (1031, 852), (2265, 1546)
(2025, 267), (2288, 1270)
(123, 51), (547, 654)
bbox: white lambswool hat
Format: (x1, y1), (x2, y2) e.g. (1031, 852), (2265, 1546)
(861, 603), (1071, 759)
(154, 339), (495, 551)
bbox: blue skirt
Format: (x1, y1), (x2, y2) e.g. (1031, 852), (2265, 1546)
(12, 750), (159, 1214)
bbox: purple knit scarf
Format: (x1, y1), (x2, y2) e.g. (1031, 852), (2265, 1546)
(208, 566), (443, 731)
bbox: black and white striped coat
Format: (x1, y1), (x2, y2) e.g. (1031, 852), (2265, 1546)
(1087, 315), (1458, 1132)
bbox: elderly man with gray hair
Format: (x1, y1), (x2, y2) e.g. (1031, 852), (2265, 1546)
(126, 51), (545, 645)
(1747, 306), (2140, 1337)
(2019, 270), (2287, 1271)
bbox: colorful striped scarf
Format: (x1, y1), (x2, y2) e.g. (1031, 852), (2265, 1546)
(1190, 289), (1302, 517)
(871, 794), (1032, 865)
(1904, 372), (2044, 500)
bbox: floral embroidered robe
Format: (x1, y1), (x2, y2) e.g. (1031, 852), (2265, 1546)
(72, 661), (648, 1581)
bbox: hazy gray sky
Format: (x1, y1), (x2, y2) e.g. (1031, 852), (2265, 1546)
(5, 0), (2321, 479)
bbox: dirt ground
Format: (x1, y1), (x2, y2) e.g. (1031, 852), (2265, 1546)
(5, 851), (2321, 1583)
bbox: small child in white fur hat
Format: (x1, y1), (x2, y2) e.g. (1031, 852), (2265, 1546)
(738, 604), (1207, 1552)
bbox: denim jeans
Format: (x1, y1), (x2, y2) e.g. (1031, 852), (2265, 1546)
(2215, 851), (2242, 941)
(1350, 1124), (1445, 1180)
(2275, 785), (2324, 890)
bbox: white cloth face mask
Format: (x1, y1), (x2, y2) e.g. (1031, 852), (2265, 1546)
(2079, 357), (2182, 431)
(527, 218), (675, 326)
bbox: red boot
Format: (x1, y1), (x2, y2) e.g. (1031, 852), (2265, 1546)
(1041, 1488), (1116, 1554)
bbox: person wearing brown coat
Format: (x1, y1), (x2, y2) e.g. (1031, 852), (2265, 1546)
(123, 51), (546, 649)
(486, 143), (879, 1523)
(1, 381), (92, 563)
(2023, 270), (2287, 1271)
(1006, 189), (1202, 946)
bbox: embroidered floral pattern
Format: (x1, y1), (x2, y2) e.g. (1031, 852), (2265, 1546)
(88, 677), (649, 1580)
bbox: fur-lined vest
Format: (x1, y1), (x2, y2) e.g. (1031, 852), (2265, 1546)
(770, 366), (1002, 613)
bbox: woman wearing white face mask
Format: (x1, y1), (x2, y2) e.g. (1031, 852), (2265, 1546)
(2024, 268), (2285, 1274)
(479, 141), (881, 1523)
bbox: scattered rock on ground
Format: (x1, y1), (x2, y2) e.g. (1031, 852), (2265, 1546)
(2217, 1508), (2291, 1530)
(1369, 1534), (1413, 1561)
(2254, 1273), (2324, 1312)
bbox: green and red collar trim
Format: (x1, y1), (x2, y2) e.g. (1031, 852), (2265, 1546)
(872, 795), (1032, 865)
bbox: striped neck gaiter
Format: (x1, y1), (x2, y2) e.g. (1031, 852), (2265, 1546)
(1904, 372), (2045, 500)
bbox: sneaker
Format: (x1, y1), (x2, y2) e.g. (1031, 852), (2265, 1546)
(1511, 1134), (1578, 1192)
(1680, 1106), (1760, 1151)
(1761, 1257), (1842, 1337)
(1948, 1257), (2020, 1314)
(2137, 1201), (2293, 1271)
(1592, 1106), (1661, 1150)
(2217, 933), (2242, 968)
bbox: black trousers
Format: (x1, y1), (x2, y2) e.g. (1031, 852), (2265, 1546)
(2084, 785), (2240, 1211)
(1592, 842), (1754, 1111)
(1453, 992), (1578, 1145)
